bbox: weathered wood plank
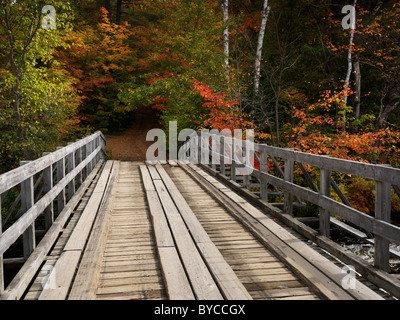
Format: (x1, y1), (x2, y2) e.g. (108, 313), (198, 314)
(155, 164), (252, 300)
(68, 161), (120, 300)
(152, 177), (223, 300)
(63, 161), (114, 251)
(38, 251), (81, 300)
(141, 164), (194, 299)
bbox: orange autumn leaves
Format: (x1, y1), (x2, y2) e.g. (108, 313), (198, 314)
(284, 88), (400, 166)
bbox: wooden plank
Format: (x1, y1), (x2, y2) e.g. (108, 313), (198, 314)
(38, 251), (81, 300)
(140, 164), (155, 191)
(153, 178), (223, 300)
(330, 217), (367, 239)
(167, 164), (317, 301)
(145, 190), (175, 248)
(168, 160), (178, 167)
(158, 247), (195, 300)
(63, 161), (113, 251)
(140, 165), (194, 299)
(95, 162), (167, 300)
(147, 165), (161, 180)
(0, 161), (104, 300)
(68, 161), (120, 300)
(155, 164), (252, 300)
(182, 162), (385, 300)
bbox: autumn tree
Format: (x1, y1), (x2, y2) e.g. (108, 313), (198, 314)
(0, 0), (80, 172)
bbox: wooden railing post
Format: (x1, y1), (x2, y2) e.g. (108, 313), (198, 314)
(42, 152), (54, 231)
(67, 143), (76, 201)
(319, 159), (331, 237)
(75, 139), (83, 188)
(260, 148), (269, 202)
(374, 165), (392, 272)
(231, 141), (237, 182)
(91, 138), (97, 169)
(56, 147), (66, 215)
(220, 134), (226, 175)
(284, 149), (294, 215)
(86, 139), (93, 175)
(100, 134), (107, 160)
(20, 161), (35, 259)
(243, 140), (250, 189)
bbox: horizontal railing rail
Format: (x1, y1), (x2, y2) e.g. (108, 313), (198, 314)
(0, 131), (106, 294)
(184, 131), (400, 273)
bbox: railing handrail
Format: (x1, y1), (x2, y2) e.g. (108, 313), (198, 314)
(255, 143), (400, 184)
(0, 131), (105, 194)
(191, 131), (400, 272)
(0, 131), (106, 294)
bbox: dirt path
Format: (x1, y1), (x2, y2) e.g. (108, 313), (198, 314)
(105, 106), (161, 161)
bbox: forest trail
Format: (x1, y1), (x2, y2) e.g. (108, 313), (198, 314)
(106, 107), (161, 161)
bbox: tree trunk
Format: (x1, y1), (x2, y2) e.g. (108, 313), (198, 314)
(342, 0), (357, 132)
(116, 0), (122, 25)
(353, 56), (361, 124)
(375, 78), (400, 132)
(220, 0), (229, 82)
(254, 0), (270, 95)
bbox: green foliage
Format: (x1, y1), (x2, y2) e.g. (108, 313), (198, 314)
(0, 0), (81, 172)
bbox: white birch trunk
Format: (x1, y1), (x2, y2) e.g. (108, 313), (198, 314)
(254, 0), (271, 95)
(221, 0), (229, 80)
(342, 0), (357, 131)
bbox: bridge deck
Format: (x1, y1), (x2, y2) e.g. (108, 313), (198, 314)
(20, 161), (389, 300)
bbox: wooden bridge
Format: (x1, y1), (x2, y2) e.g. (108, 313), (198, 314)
(1, 131), (400, 300)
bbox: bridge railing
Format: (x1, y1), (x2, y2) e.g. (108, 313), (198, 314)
(184, 131), (400, 272)
(0, 131), (106, 294)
